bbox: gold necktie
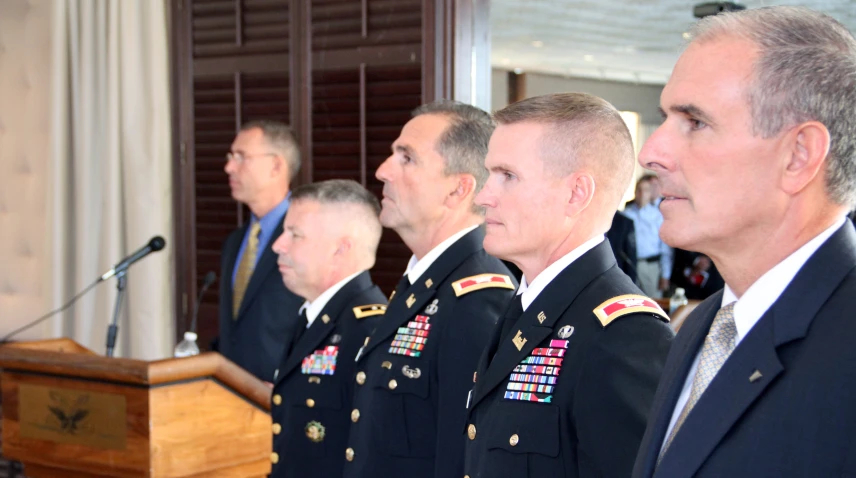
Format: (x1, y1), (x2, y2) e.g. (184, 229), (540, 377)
(660, 301), (737, 458)
(233, 222), (262, 318)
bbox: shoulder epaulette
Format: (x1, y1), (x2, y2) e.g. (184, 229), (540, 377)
(353, 304), (386, 319)
(593, 294), (669, 327)
(451, 273), (515, 297)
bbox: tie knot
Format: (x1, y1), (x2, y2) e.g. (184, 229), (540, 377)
(708, 301), (737, 342)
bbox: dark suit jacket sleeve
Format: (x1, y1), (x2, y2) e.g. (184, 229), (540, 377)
(434, 290), (506, 478)
(573, 316), (673, 478)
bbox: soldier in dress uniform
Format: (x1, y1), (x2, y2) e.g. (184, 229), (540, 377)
(268, 179), (387, 478)
(463, 93), (675, 478)
(342, 101), (518, 478)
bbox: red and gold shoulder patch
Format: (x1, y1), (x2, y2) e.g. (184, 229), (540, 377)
(593, 294), (669, 327)
(353, 304), (387, 319)
(451, 274), (515, 297)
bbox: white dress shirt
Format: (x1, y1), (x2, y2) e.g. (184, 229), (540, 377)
(660, 216), (846, 452)
(299, 270), (364, 328)
(517, 235), (605, 312)
(403, 225), (479, 284)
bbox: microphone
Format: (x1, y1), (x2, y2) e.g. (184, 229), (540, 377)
(100, 236), (166, 281)
(189, 271), (217, 334)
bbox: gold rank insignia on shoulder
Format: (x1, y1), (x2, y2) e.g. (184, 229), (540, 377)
(593, 294), (669, 327)
(353, 304), (387, 319)
(451, 273), (515, 297)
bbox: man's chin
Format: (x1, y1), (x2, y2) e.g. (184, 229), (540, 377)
(379, 210), (404, 230)
(482, 236), (506, 259)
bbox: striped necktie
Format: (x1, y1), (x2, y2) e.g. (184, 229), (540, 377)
(233, 222), (262, 318)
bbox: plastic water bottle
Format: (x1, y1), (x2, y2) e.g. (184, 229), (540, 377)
(669, 287), (688, 316)
(174, 331), (201, 358)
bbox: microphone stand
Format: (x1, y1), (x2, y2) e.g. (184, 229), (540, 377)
(105, 270), (128, 357)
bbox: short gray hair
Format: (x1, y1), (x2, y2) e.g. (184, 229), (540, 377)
(690, 6), (856, 206)
(241, 120), (301, 184)
(291, 179), (380, 215)
(493, 93), (636, 209)
(291, 179), (382, 264)
(412, 100), (495, 194)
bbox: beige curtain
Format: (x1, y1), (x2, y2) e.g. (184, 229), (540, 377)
(47, 0), (174, 359)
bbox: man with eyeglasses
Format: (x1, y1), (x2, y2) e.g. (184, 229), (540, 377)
(213, 120), (303, 383)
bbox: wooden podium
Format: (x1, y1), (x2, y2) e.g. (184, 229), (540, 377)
(0, 339), (272, 477)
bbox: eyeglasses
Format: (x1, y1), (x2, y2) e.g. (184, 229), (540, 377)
(225, 152), (276, 164)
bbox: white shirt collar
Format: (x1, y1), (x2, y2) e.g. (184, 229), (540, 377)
(721, 216), (846, 344)
(404, 225), (479, 283)
(517, 235), (605, 311)
(299, 270), (364, 328)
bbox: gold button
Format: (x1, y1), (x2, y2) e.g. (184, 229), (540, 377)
(509, 434), (519, 446)
(351, 408), (360, 423)
(270, 452), (279, 464)
(465, 476), (471, 478)
(272, 394), (282, 405)
(467, 424), (476, 440)
(345, 447), (355, 462)
(388, 379), (398, 390)
(306, 398), (316, 408)
(272, 423), (282, 435)
(381, 361), (392, 369)
(356, 371), (366, 385)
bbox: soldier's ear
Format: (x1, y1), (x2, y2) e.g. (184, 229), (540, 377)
(452, 174), (476, 198)
(445, 174), (476, 208)
(335, 237), (352, 256)
(564, 172), (595, 218)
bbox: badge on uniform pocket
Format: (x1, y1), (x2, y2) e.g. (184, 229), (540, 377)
(402, 365), (422, 379)
(305, 421), (326, 443)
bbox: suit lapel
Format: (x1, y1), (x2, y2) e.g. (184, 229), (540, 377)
(359, 228), (484, 360)
(470, 241), (616, 410)
(656, 222), (856, 477)
(635, 293), (721, 477)
(237, 219), (285, 319)
(276, 272), (374, 384)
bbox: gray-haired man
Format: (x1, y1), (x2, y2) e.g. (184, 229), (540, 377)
(633, 6), (856, 477)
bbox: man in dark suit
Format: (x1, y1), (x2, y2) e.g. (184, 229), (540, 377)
(463, 93), (674, 478)
(216, 120), (303, 382)
(267, 179), (387, 477)
(343, 101), (517, 478)
(607, 210), (637, 282)
(632, 7), (856, 477)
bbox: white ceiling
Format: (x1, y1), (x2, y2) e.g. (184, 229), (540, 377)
(491, 0), (856, 85)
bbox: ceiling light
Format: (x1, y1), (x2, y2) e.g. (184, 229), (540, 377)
(513, 68), (524, 74)
(584, 55), (595, 62)
(501, 58), (511, 65)
(682, 32), (692, 40)
(531, 40), (544, 48)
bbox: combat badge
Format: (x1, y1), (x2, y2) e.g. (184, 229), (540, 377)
(424, 299), (439, 315)
(305, 421), (326, 443)
(402, 365), (422, 379)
